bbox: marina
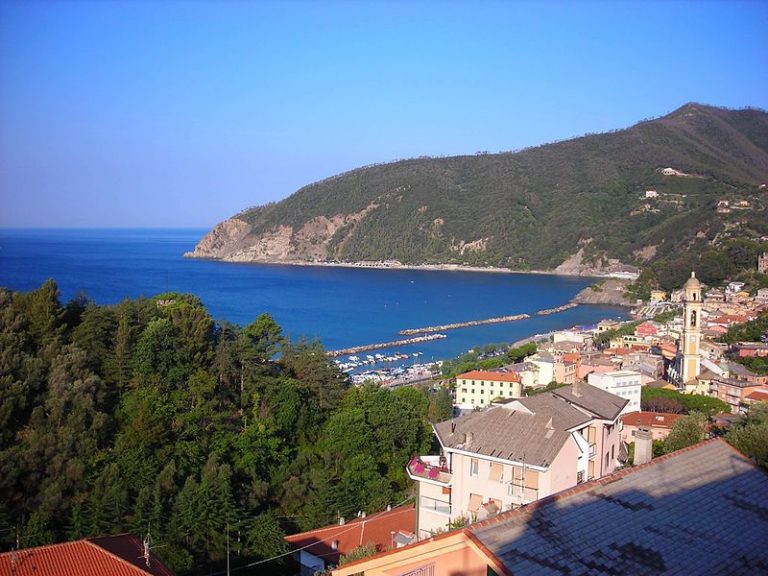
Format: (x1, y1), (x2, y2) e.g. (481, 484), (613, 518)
(326, 333), (448, 357)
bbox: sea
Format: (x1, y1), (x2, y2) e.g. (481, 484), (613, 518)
(0, 228), (625, 364)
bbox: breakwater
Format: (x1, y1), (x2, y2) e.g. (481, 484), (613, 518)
(398, 302), (579, 336)
(537, 302), (579, 315)
(326, 333), (448, 357)
(399, 313), (530, 335)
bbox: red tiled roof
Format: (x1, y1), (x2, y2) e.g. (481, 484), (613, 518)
(746, 390), (768, 402)
(562, 353), (580, 363)
(622, 411), (684, 430)
(284, 505), (415, 565)
(0, 535), (174, 576)
(456, 370), (521, 383)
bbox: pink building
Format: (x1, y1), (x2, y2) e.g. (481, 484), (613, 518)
(577, 356), (615, 380)
(407, 383), (627, 538)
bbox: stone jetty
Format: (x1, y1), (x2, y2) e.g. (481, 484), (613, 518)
(326, 333), (448, 358)
(536, 302), (579, 315)
(399, 313), (530, 335)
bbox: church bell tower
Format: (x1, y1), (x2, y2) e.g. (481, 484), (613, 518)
(680, 271), (702, 384)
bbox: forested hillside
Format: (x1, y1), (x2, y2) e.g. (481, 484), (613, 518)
(189, 103), (768, 280)
(0, 281), (443, 574)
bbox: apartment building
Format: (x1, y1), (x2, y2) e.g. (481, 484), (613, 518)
(454, 370), (523, 410)
(407, 383), (627, 538)
(587, 370), (642, 414)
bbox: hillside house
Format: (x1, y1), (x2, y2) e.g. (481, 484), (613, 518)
(407, 383), (626, 538)
(335, 440), (768, 576)
(0, 534), (174, 576)
(621, 411), (684, 442)
(733, 342), (768, 357)
(650, 289), (666, 302)
(284, 505), (415, 575)
(454, 370), (523, 411)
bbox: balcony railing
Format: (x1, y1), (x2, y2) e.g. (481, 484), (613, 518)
(507, 482), (539, 505)
(407, 456), (452, 485)
(588, 443), (597, 458)
(420, 496), (451, 516)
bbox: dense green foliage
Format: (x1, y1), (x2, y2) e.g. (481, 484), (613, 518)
(721, 311), (768, 375)
(727, 403), (768, 469)
(229, 104), (768, 272)
(633, 238), (768, 292)
(721, 311), (768, 344)
(0, 282), (433, 574)
(663, 412), (708, 453)
(440, 342), (536, 377)
(641, 387), (729, 416)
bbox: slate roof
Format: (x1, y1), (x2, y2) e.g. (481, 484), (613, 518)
(284, 505), (415, 565)
(470, 439), (768, 576)
(552, 383), (627, 421)
(0, 534), (174, 576)
(434, 394), (591, 468)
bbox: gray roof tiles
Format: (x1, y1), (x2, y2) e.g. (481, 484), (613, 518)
(470, 439), (768, 576)
(552, 383), (627, 421)
(435, 393), (594, 468)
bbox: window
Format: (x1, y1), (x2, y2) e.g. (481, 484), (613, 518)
(470, 458), (479, 477)
(461, 388), (467, 393)
(489, 462), (503, 482)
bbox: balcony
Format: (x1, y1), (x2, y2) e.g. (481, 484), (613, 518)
(420, 495), (451, 516)
(407, 456), (452, 485)
(506, 482), (539, 505)
(588, 443), (597, 458)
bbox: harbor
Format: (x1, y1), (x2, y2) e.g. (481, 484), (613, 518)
(326, 333), (448, 357)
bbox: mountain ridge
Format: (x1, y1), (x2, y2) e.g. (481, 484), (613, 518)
(187, 103), (768, 276)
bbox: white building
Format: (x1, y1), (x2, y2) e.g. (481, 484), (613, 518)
(587, 370), (641, 413)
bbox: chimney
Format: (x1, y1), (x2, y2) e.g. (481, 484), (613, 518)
(339, 516), (345, 526)
(361, 511), (366, 518)
(465, 432), (474, 446)
(634, 428), (653, 466)
(573, 381), (582, 397)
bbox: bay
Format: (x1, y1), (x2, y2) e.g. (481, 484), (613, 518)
(0, 228), (625, 362)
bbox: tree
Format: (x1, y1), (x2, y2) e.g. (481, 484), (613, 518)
(428, 386), (454, 422)
(244, 313), (284, 360)
(664, 412), (707, 453)
(726, 403), (768, 469)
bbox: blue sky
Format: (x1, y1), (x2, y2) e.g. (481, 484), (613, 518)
(1, 0), (766, 228)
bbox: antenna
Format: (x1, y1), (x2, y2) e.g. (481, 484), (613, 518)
(226, 523), (230, 576)
(142, 526), (152, 568)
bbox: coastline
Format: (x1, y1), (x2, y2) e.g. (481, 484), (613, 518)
(183, 252), (635, 280)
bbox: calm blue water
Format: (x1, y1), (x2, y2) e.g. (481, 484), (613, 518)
(0, 228), (625, 361)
